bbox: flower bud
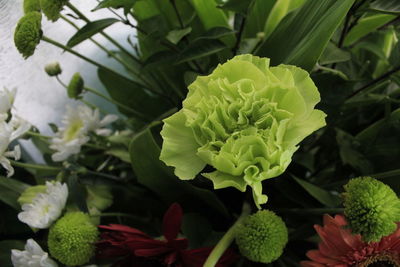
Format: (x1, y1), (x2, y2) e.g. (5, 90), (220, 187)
(48, 212), (98, 266)
(14, 12), (42, 59)
(235, 210), (288, 263)
(44, 62), (62, 76)
(343, 176), (400, 242)
(23, 0), (41, 13)
(40, 0), (67, 22)
(67, 72), (84, 99)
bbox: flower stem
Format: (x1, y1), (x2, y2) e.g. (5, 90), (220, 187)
(26, 131), (51, 139)
(10, 160), (61, 171)
(203, 203), (251, 267)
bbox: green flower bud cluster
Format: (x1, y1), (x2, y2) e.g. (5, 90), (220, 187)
(343, 177), (400, 242)
(67, 73), (84, 99)
(48, 211), (99, 266)
(235, 210), (288, 263)
(40, 0), (68, 22)
(23, 0), (41, 14)
(160, 54), (326, 207)
(14, 12), (42, 59)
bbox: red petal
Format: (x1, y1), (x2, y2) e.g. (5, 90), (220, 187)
(99, 224), (149, 237)
(163, 203), (183, 241)
(135, 246), (173, 257)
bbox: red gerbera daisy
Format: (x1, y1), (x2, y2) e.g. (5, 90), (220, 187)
(97, 203), (237, 267)
(301, 214), (400, 267)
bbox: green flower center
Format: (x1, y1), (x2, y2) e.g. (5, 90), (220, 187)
(63, 119), (83, 141)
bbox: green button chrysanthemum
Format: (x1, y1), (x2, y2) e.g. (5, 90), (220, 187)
(14, 12), (42, 59)
(23, 0), (41, 13)
(48, 211), (99, 266)
(40, 0), (67, 21)
(343, 176), (400, 243)
(160, 54), (326, 207)
(67, 72), (84, 99)
(235, 210), (288, 263)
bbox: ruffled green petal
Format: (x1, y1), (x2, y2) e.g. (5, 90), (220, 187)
(202, 171), (247, 192)
(251, 182), (268, 208)
(160, 110), (205, 180)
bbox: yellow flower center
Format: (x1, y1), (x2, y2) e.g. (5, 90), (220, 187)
(63, 119), (83, 141)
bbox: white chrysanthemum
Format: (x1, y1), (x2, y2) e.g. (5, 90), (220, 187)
(11, 239), (58, 267)
(18, 182), (68, 229)
(0, 87), (16, 114)
(0, 116), (30, 177)
(50, 105), (118, 162)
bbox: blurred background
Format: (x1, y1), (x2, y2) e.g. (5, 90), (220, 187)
(0, 0), (135, 159)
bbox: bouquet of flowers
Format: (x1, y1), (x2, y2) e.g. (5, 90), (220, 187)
(2, 0), (400, 266)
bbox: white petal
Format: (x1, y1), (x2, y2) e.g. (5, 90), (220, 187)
(0, 156), (14, 177)
(100, 114), (118, 126)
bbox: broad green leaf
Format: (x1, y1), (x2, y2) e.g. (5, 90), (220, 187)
(370, 0), (400, 14)
(67, 19), (119, 48)
(264, 0), (306, 38)
(166, 27), (192, 44)
(0, 240), (24, 267)
(188, 0), (229, 30)
(256, 0), (355, 71)
(0, 178), (29, 210)
(218, 0), (253, 14)
(97, 68), (171, 119)
(196, 27), (235, 40)
(319, 42), (351, 65)
(343, 14), (396, 47)
(93, 0), (136, 14)
(292, 176), (341, 207)
(106, 148), (131, 163)
(176, 39), (226, 64)
(243, 0), (277, 38)
(129, 123), (229, 219)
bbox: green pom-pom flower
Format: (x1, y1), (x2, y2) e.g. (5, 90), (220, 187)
(40, 0), (67, 21)
(14, 12), (42, 59)
(48, 211), (99, 266)
(235, 210), (288, 263)
(160, 54), (326, 207)
(67, 72), (84, 99)
(23, 0), (41, 13)
(44, 62), (62, 76)
(343, 177), (400, 242)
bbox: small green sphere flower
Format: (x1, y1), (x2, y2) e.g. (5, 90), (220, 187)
(235, 210), (288, 263)
(40, 0), (67, 21)
(48, 211), (99, 266)
(23, 0), (41, 13)
(44, 62), (62, 76)
(343, 177), (400, 242)
(14, 12), (42, 59)
(67, 73), (84, 99)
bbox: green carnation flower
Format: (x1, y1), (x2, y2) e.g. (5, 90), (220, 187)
(40, 0), (67, 21)
(23, 0), (41, 13)
(48, 211), (98, 266)
(160, 54), (326, 207)
(67, 72), (84, 99)
(14, 12), (42, 59)
(343, 177), (400, 242)
(235, 210), (288, 263)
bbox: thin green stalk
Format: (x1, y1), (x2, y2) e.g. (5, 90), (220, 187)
(26, 131), (51, 139)
(85, 169), (124, 181)
(204, 203), (251, 267)
(10, 160), (61, 171)
(84, 87), (148, 121)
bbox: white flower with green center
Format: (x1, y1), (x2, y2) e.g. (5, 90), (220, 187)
(11, 239), (58, 267)
(0, 87), (16, 114)
(0, 116), (30, 177)
(50, 105), (118, 162)
(18, 182), (68, 229)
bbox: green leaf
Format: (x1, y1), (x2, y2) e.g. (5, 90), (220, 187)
(319, 42), (351, 65)
(243, 0), (277, 38)
(370, 0), (400, 14)
(218, 0), (253, 15)
(343, 14), (396, 47)
(106, 148), (131, 163)
(0, 178), (29, 210)
(166, 27), (192, 44)
(292, 176), (341, 207)
(97, 68), (171, 119)
(0, 240), (24, 267)
(67, 18), (119, 48)
(93, 0), (136, 14)
(176, 39), (226, 64)
(182, 213), (212, 248)
(256, 0), (355, 71)
(129, 123), (229, 219)
(196, 27), (236, 40)
(189, 0), (229, 30)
